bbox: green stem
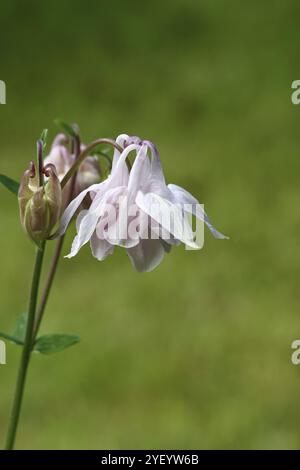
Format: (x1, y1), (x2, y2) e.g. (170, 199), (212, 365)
(33, 236), (64, 338)
(5, 242), (46, 450)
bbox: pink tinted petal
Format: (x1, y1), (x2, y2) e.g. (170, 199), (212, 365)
(126, 238), (165, 272)
(75, 156), (101, 194)
(148, 141), (166, 185)
(128, 144), (150, 195)
(136, 191), (199, 249)
(168, 184), (228, 239)
(65, 187), (121, 258)
(71, 193), (111, 254)
(151, 224), (181, 246)
(110, 143), (139, 187)
(65, 234), (80, 259)
(65, 216), (97, 258)
(112, 134), (129, 170)
(59, 182), (103, 236)
(99, 187), (140, 249)
(90, 232), (114, 260)
(51, 134), (69, 148)
(76, 210), (88, 231)
(44, 146), (72, 178)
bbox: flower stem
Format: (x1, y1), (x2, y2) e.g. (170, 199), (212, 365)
(33, 236), (64, 338)
(5, 242), (46, 450)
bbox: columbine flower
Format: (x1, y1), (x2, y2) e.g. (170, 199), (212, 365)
(18, 162), (62, 246)
(58, 134), (227, 272)
(44, 134), (101, 210)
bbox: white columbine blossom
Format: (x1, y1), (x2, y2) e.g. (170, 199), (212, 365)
(59, 134), (227, 272)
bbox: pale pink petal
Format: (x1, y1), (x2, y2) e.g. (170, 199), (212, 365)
(51, 133), (68, 148)
(136, 191), (199, 249)
(112, 134), (129, 170)
(90, 232), (114, 260)
(148, 141), (166, 185)
(111, 143), (139, 187)
(59, 182), (104, 236)
(98, 188), (140, 249)
(128, 144), (150, 196)
(126, 238), (165, 272)
(67, 192), (112, 257)
(76, 210), (88, 231)
(44, 145), (72, 179)
(168, 184), (228, 239)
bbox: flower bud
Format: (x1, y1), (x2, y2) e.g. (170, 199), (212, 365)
(75, 156), (102, 194)
(18, 162), (62, 246)
(44, 135), (101, 211)
(44, 135), (73, 182)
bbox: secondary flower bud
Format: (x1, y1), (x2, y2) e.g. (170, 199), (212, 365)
(44, 135), (101, 211)
(74, 155), (102, 206)
(18, 162), (62, 246)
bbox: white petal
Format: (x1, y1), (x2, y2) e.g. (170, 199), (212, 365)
(110, 143), (139, 187)
(51, 133), (69, 148)
(90, 232), (114, 260)
(136, 191), (199, 249)
(96, 187), (140, 249)
(76, 210), (88, 231)
(112, 134), (129, 170)
(72, 211), (99, 253)
(147, 141), (166, 184)
(44, 145), (72, 179)
(168, 184), (228, 239)
(69, 188), (117, 257)
(59, 182), (104, 236)
(126, 238), (165, 272)
(128, 144), (150, 195)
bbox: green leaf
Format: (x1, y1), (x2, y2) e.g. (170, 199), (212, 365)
(0, 312), (28, 346)
(0, 174), (19, 195)
(33, 334), (80, 354)
(0, 331), (24, 346)
(12, 312), (28, 343)
(54, 119), (77, 138)
(40, 129), (48, 149)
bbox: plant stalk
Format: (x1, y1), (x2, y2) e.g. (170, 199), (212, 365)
(33, 236), (64, 338)
(5, 242), (46, 450)
(5, 132), (89, 449)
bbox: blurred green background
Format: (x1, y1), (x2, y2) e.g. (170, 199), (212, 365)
(0, 0), (300, 449)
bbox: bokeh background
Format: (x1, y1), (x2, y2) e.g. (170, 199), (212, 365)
(0, 0), (300, 449)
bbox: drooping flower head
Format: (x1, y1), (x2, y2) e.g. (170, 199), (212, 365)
(59, 134), (227, 272)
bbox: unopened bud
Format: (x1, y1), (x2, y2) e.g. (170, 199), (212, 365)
(76, 156), (101, 193)
(44, 137), (101, 211)
(18, 162), (62, 246)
